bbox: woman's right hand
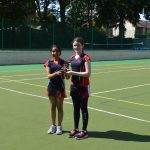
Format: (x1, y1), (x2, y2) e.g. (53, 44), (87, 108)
(55, 70), (63, 76)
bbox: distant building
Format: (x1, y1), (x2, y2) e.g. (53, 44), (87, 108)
(112, 21), (135, 38)
(135, 20), (150, 37)
(112, 20), (150, 38)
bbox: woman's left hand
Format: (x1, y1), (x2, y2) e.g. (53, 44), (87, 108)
(66, 70), (73, 75)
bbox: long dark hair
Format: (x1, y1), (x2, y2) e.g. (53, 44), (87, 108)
(50, 44), (61, 55)
(72, 37), (84, 45)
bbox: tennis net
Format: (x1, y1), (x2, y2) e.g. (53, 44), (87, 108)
(84, 42), (144, 50)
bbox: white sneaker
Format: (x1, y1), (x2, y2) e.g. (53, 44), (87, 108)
(56, 126), (63, 135)
(47, 125), (56, 134)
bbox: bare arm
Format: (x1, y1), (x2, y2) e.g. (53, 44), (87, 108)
(45, 67), (63, 79)
(66, 61), (91, 77)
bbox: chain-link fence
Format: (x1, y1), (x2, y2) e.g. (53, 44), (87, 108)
(0, 18), (149, 50)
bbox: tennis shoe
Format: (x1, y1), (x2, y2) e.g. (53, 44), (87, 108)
(56, 126), (63, 135)
(68, 128), (79, 138)
(47, 125), (56, 134)
(75, 130), (88, 140)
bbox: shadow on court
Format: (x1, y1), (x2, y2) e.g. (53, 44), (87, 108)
(88, 130), (150, 142)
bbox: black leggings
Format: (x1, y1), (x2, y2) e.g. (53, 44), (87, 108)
(72, 95), (89, 131)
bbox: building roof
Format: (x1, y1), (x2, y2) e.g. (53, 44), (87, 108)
(136, 20), (150, 29)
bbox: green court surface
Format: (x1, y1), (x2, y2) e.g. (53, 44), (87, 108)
(0, 59), (150, 150)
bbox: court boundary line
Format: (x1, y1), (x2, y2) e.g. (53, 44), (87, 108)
(0, 77), (149, 107)
(0, 69), (42, 73)
(0, 73), (45, 78)
(0, 77), (46, 88)
(88, 61), (150, 67)
(0, 86), (150, 124)
(92, 83), (150, 95)
(0, 61), (150, 74)
(92, 64), (150, 70)
(0, 77), (47, 84)
(1, 66), (150, 75)
(92, 67), (150, 74)
(91, 94), (150, 107)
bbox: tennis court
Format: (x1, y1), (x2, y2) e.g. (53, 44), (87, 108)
(0, 59), (150, 150)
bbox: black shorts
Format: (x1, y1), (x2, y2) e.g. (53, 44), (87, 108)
(47, 81), (65, 98)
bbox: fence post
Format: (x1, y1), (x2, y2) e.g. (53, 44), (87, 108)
(91, 27), (93, 49)
(1, 18), (4, 49)
(73, 25), (75, 37)
(52, 23), (55, 44)
(106, 27), (109, 49)
(29, 22), (31, 49)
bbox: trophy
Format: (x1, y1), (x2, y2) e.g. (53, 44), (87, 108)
(61, 63), (70, 79)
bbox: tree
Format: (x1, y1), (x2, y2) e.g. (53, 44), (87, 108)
(143, 1), (150, 20)
(57, 0), (72, 23)
(94, 0), (150, 38)
(35, 0), (55, 30)
(34, 0), (73, 26)
(66, 0), (95, 27)
(0, 0), (36, 21)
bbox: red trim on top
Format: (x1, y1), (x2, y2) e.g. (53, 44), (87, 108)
(44, 60), (49, 67)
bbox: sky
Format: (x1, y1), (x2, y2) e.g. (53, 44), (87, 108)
(140, 14), (146, 20)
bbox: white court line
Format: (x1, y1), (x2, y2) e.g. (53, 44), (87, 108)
(0, 77), (47, 84)
(1, 67), (150, 84)
(92, 83), (150, 95)
(0, 86), (149, 123)
(92, 67), (150, 74)
(0, 61), (149, 74)
(0, 64), (150, 80)
(92, 64), (150, 71)
(88, 106), (150, 123)
(0, 86), (70, 100)
(0, 69), (43, 73)
(1, 73), (150, 97)
(1, 76), (150, 104)
(0, 73), (45, 78)
(92, 61), (150, 67)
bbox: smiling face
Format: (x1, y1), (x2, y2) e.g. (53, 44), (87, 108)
(51, 48), (61, 58)
(72, 41), (84, 54)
